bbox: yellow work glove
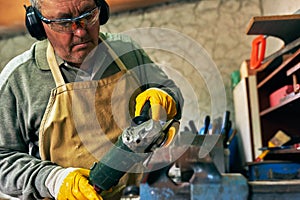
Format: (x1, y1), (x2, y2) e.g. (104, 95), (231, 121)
(45, 167), (102, 200)
(162, 120), (180, 147)
(135, 88), (178, 147)
(135, 88), (177, 121)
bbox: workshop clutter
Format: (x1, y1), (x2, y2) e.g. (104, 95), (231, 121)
(139, 134), (248, 200)
(188, 111), (239, 173)
(248, 161), (300, 181)
(120, 112), (247, 199)
(234, 11), (300, 199)
(235, 11), (300, 163)
(269, 85), (294, 107)
(255, 130), (291, 162)
(269, 62), (300, 108)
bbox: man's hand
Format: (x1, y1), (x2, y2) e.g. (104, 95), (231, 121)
(45, 167), (103, 200)
(135, 88), (177, 121)
(135, 88), (179, 147)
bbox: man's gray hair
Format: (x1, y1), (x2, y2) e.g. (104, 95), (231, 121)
(30, 0), (41, 10)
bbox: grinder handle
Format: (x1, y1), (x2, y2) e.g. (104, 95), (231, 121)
(131, 100), (151, 126)
(89, 138), (136, 193)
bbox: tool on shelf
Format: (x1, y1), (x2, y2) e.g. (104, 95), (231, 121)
(286, 62), (300, 94)
(259, 143), (300, 151)
(250, 35), (267, 70)
(203, 115), (210, 135)
(255, 130), (291, 162)
(250, 35), (300, 71)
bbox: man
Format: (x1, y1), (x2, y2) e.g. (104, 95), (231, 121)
(0, 0), (183, 199)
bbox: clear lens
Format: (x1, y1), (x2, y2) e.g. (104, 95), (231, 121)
(43, 7), (100, 33)
(49, 21), (74, 32)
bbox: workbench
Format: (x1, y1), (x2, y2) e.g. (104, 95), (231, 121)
(249, 180), (300, 200)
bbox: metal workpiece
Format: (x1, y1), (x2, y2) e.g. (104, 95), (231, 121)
(122, 119), (163, 153)
(123, 119), (179, 153)
(139, 133), (249, 200)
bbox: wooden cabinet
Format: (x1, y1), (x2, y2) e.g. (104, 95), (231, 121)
(246, 14), (300, 161)
(257, 50), (300, 161)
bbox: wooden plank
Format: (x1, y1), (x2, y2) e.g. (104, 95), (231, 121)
(286, 62), (300, 76)
(249, 180), (300, 193)
(246, 14), (300, 44)
(233, 75), (262, 162)
(257, 48), (300, 88)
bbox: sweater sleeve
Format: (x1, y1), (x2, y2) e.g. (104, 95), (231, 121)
(104, 32), (184, 120)
(0, 50), (57, 199)
(126, 38), (184, 120)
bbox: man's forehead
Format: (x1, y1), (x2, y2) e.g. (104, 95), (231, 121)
(40, 0), (96, 9)
(40, 0), (96, 16)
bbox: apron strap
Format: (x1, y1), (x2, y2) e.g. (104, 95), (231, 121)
(99, 36), (127, 71)
(99, 36), (141, 85)
(46, 42), (65, 87)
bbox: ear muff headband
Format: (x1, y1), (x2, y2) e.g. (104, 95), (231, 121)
(25, 0), (110, 40)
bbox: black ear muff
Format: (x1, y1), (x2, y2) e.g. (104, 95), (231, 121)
(25, 5), (47, 41)
(97, 0), (110, 25)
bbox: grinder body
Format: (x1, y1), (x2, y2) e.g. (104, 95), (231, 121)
(89, 119), (174, 192)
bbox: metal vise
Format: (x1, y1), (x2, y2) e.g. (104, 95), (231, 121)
(139, 133), (248, 200)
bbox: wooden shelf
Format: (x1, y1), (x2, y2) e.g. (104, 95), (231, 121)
(257, 48), (300, 89)
(245, 13), (300, 161)
(260, 92), (300, 117)
(246, 14), (300, 44)
(287, 62), (300, 76)
(269, 148), (300, 154)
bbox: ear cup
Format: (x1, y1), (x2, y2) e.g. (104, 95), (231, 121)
(25, 6), (47, 40)
(98, 0), (110, 25)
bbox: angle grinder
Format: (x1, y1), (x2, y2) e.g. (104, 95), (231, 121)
(89, 102), (179, 193)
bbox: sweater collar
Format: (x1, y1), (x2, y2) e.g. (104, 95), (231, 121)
(35, 40), (64, 70)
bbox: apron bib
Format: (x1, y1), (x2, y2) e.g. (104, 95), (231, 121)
(39, 41), (141, 198)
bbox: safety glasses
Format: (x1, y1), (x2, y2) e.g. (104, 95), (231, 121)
(36, 7), (100, 33)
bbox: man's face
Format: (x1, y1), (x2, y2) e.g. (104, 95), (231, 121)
(40, 0), (100, 67)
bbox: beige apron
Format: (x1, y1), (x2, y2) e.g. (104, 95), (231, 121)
(39, 41), (141, 198)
